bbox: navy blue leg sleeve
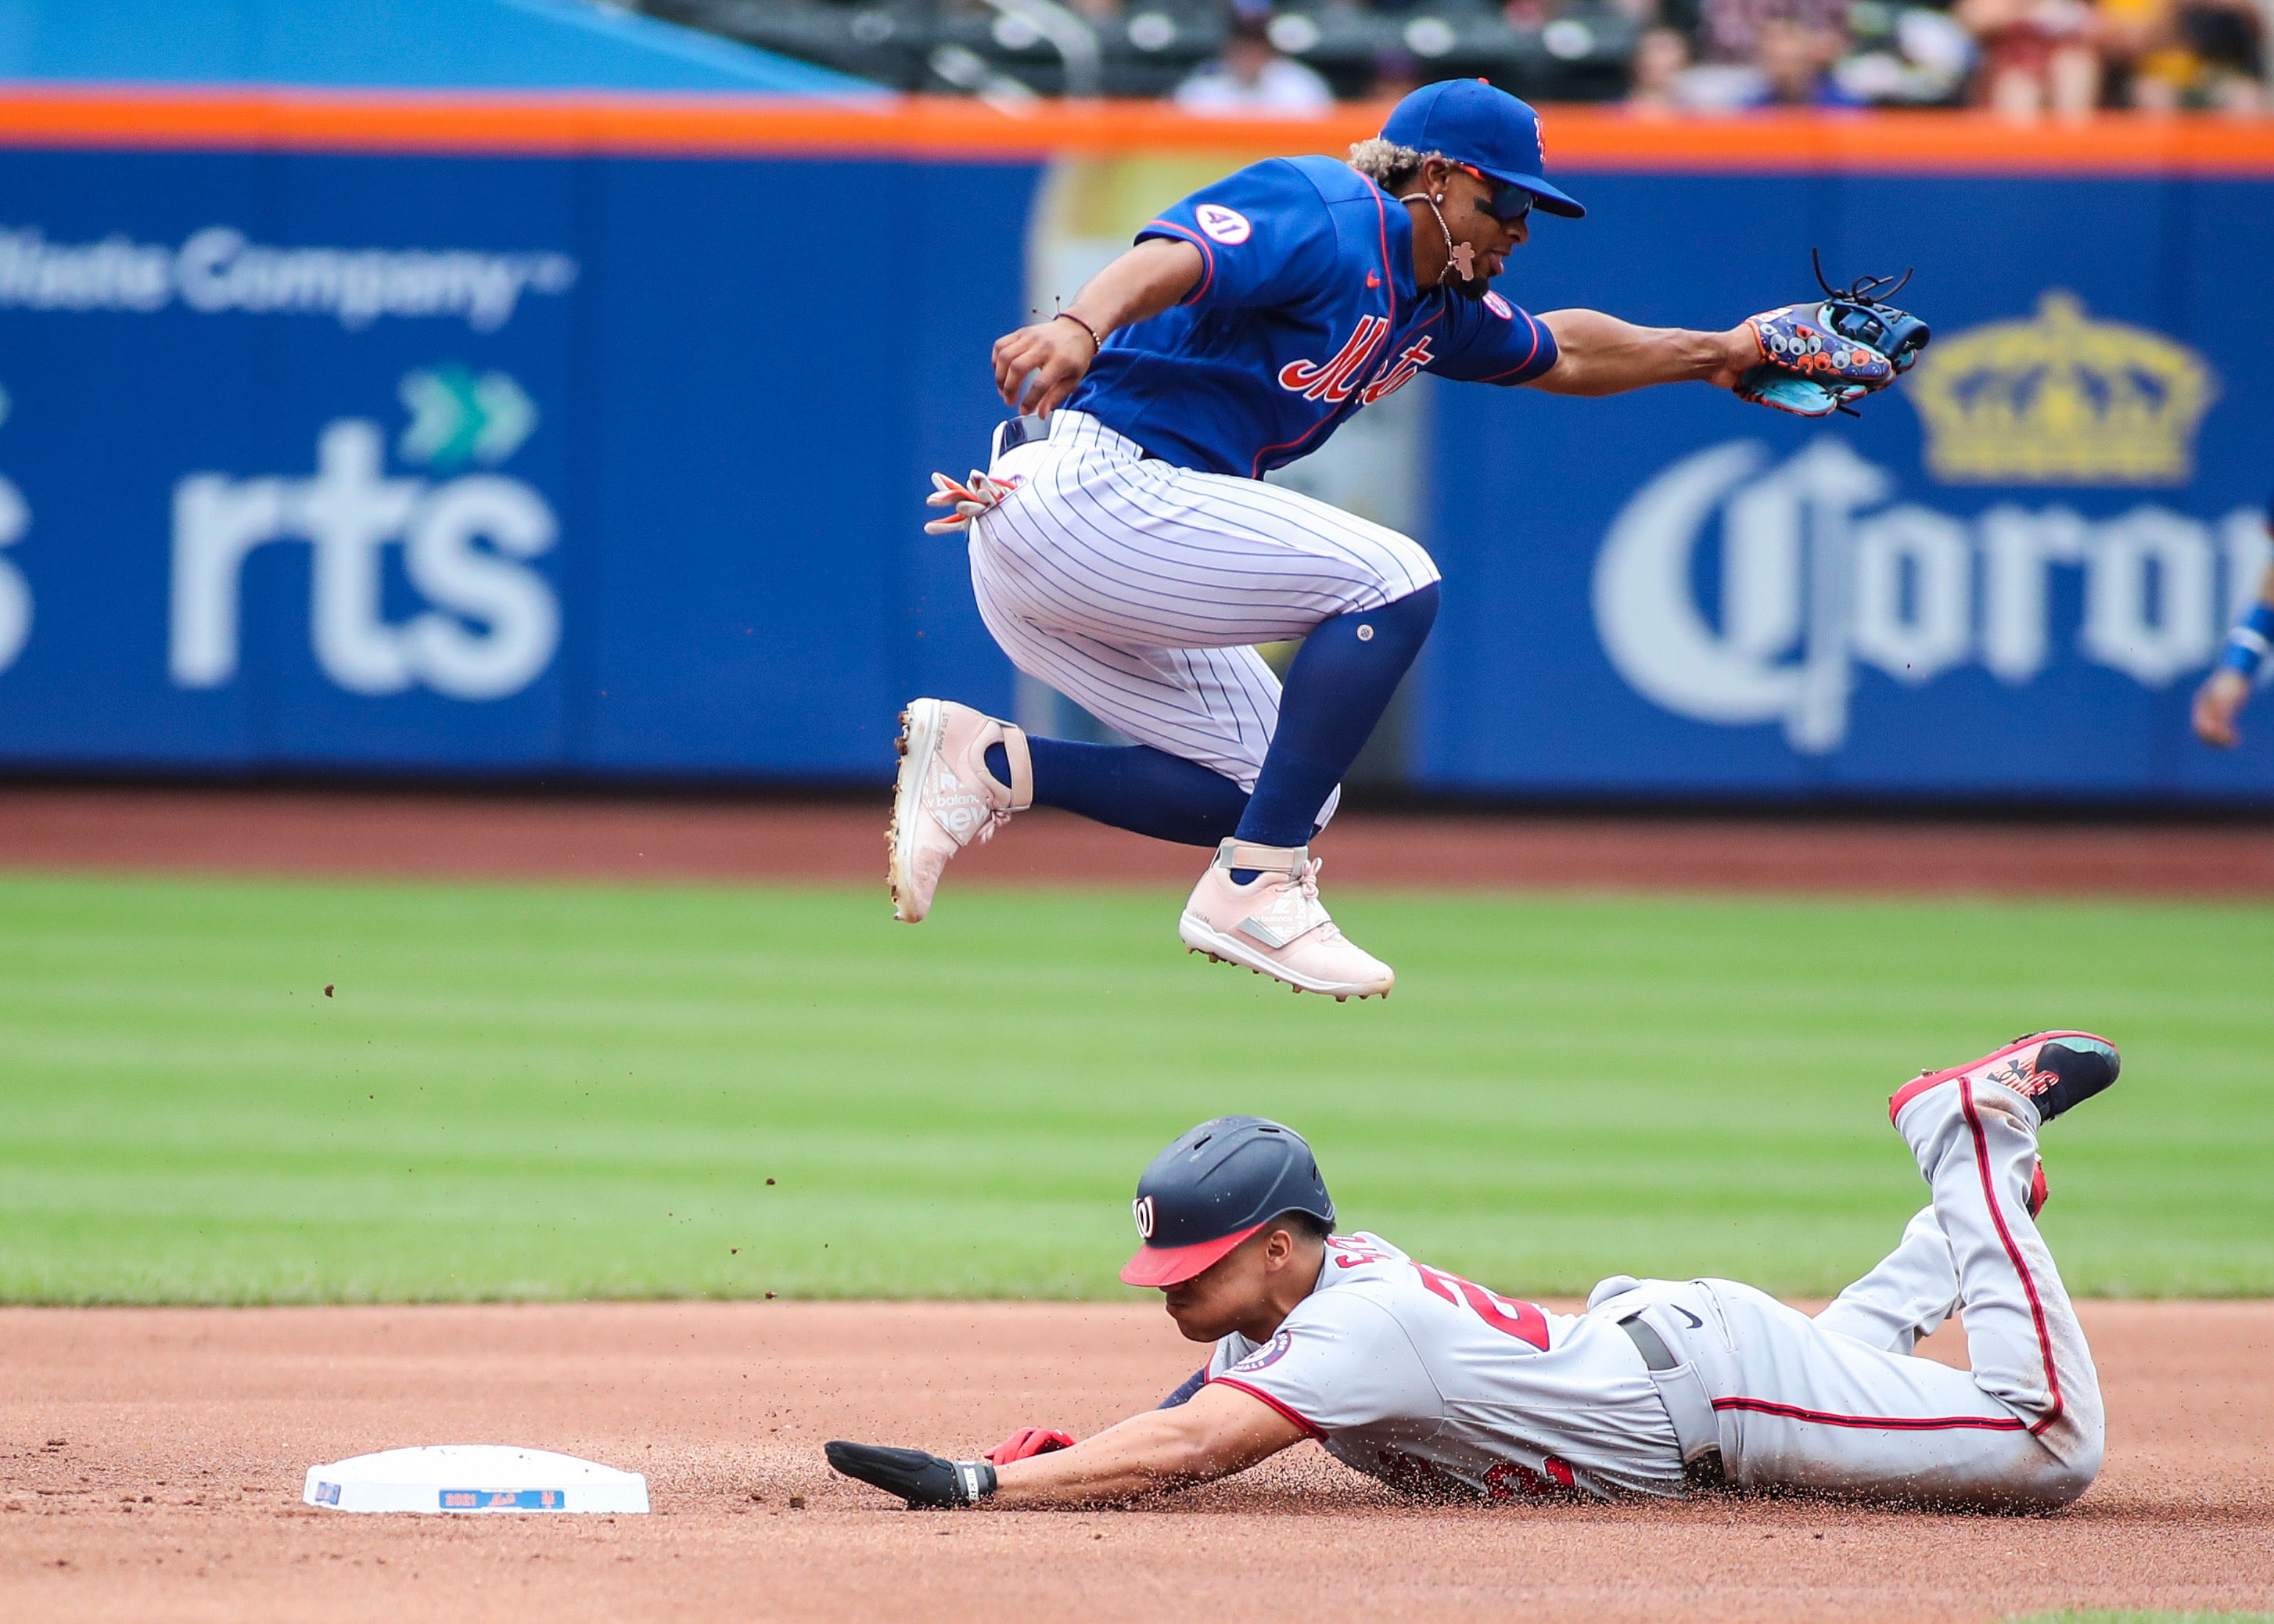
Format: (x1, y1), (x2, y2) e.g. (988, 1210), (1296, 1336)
(986, 738), (1249, 848)
(1233, 583), (1439, 851)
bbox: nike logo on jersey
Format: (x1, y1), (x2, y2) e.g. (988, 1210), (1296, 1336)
(1366, 271), (1380, 288)
(1673, 1306), (1705, 1328)
(1277, 317), (1388, 404)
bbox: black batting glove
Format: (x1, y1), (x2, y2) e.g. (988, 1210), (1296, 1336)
(824, 1441), (997, 1508)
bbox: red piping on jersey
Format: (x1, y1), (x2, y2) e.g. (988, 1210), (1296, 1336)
(1209, 1378), (1327, 1440)
(1142, 219), (1215, 307)
(1245, 185), (1399, 479)
(1472, 310), (1547, 383)
(1709, 1397), (2028, 1432)
(1963, 1080), (2065, 1437)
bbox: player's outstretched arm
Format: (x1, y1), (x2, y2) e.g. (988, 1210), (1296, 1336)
(990, 238), (1204, 418)
(990, 1381), (1304, 1506)
(824, 1381), (1305, 1511)
(2194, 559), (2274, 747)
(1525, 308), (1756, 398)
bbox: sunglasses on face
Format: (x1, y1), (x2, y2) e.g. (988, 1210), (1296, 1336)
(1456, 163), (1534, 225)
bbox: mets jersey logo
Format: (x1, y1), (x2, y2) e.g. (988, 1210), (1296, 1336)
(1279, 320), (1435, 407)
(1483, 292), (1514, 319)
(1195, 205), (1252, 245)
(1229, 1331), (1292, 1374)
(1132, 1196), (1156, 1239)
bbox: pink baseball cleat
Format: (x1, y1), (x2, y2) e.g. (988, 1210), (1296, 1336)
(1177, 839), (1393, 1001)
(887, 699), (1032, 924)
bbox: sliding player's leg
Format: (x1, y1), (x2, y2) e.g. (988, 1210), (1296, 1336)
(1676, 1035), (2114, 1507)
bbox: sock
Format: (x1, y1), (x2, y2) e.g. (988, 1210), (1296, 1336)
(985, 738), (1248, 847)
(1231, 582), (1439, 867)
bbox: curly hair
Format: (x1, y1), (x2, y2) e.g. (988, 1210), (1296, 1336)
(1345, 138), (1442, 193)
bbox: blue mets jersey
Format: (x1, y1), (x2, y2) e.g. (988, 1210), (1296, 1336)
(1063, 154), (1561, 479)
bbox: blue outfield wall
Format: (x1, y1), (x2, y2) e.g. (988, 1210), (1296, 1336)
(0, 148), (1034, 778)
(0, 142), (2269, 801)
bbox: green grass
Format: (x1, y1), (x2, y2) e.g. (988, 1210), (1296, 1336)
(0, 871), (2269, 1304)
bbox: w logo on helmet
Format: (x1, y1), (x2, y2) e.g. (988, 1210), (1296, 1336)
(1132, 1196), (1156, 1239)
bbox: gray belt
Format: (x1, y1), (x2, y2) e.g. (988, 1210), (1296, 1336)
(1617, 1312), (1728, 1491)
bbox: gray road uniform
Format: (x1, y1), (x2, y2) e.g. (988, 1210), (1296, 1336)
(1203, 1078), (2103, 1510)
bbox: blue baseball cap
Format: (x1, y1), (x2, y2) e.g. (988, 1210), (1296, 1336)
(1120, 1116), (1335, 1288)
(1380, 78), (1585, 220)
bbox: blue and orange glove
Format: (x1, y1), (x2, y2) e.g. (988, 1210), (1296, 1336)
(1736, 257), (1930, 419)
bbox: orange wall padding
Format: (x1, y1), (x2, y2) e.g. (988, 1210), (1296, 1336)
(0, 85), (2269, 172)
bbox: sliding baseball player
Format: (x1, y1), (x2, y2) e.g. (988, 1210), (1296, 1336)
(889, 77), (1927, 999)
(827, 1030), (2115, 1511)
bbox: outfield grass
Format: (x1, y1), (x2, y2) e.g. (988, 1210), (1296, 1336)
(0, 871), (2268, 1304)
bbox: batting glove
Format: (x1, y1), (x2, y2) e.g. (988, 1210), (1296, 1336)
(985, 1427), (1076, 1465)
(824, 1441), (997, 1508)
(922, 470), (1020, 535)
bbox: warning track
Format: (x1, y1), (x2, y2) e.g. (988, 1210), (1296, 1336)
(2, 785), (2270, 894)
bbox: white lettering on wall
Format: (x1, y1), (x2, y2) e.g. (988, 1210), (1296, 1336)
(169, 419), (559, 701)
(1593, 439), (2269, 753)
(0, 225), (577, 332)
(0, 475), (28, 673)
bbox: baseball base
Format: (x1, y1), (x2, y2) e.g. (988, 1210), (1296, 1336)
(302, 1444), (649, 1514)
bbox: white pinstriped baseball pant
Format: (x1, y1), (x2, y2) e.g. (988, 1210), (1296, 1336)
(968, 411), (1442, 817)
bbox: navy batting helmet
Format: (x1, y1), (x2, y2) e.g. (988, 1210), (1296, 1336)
(1120, 1116), (1335, 1288)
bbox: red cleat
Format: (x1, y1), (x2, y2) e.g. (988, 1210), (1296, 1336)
(1888, 1031), (2121, 1128)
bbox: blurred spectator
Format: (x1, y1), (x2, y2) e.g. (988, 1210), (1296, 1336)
(1370, 46), (1425, 101)
(1954, 0), (2099, 115)
(1626, 23), (1695, 103)
(1831, 3), (1977, 103)
(1699, 0), (1850, 63)
(2122, 0), (2266, 109)
(1755, 13), (1863, 99)
(1175, 11), (1335, 111)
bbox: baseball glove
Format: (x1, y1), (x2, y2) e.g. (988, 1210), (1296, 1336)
(1736, 253), (1931, 419)
(824, 1441), (997, 1508)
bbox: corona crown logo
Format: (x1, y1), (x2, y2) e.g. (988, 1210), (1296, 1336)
(1908, 291), (2216, 486)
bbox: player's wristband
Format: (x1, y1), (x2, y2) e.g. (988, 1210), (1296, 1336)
(2218, 602), (2274, 678)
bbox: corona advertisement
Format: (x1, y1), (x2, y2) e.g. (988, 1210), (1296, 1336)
(1426, 171), (2274, 801)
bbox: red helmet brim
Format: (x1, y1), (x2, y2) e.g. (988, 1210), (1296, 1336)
(1119, 1223), (1263, 1288)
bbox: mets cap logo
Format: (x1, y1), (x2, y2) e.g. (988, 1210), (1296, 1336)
(1230, 1331), (1292, 1374)
(1195, 205), (1252, 246)
(1132, 1195), (1156, 1239)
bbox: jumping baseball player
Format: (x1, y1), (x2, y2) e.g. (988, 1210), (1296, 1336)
(827, 1030), (2115, 1511)
(2193, 493), (2274, 748)
(889, 77), (1927, 999)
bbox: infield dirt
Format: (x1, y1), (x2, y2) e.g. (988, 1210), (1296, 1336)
(2, 1299), (2269, 1623)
